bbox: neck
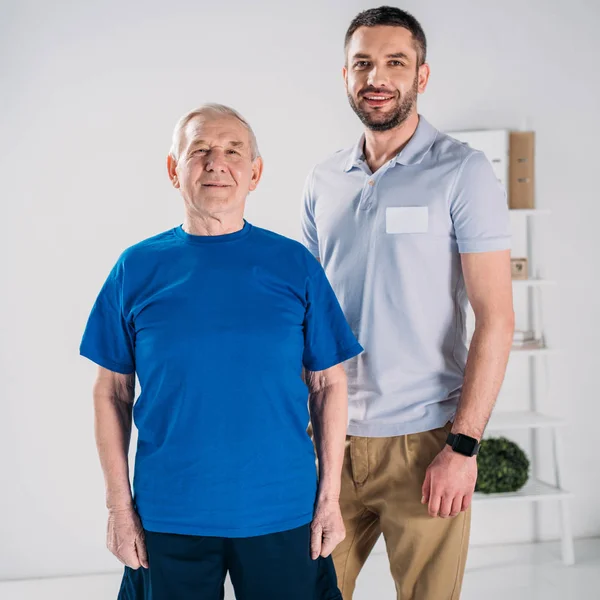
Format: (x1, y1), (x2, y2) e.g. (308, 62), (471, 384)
(363, 111), (420, 173)
(182, 210), (245, 237)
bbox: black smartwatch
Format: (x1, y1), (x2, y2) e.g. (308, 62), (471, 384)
(446, 432), (480, 457)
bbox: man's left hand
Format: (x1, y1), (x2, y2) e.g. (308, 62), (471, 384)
(310, 498), (346, 560)
(421, 446), (478, 518)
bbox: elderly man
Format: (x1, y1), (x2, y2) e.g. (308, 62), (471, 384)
(80, 103), (362, 600)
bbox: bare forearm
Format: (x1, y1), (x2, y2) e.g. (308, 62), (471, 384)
(93, 379), (135, 510)
(309, 378), (348, 502)
(453, 317), (513, 439)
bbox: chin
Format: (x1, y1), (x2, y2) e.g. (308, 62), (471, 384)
(204, 197), (235, 208)
(191, 196), (232, 211)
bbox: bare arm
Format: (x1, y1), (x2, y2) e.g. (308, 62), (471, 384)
(422, 249), (514, 519)
(452, 249), (515, 439)
(93, 366), (136, 510)
(306, 363), (348, 503)
(307, 257), (348, 500)
(93, 366), (148, 569)
(305, 363), (348, 558)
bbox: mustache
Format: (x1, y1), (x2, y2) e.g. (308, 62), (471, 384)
(360, 87), (397, 96)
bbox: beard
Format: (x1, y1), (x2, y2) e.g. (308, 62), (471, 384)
(348, 74), (419, 132)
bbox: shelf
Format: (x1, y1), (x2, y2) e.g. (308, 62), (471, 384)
(509, 209), (551, 216)
(510, 344), (555, 356)
(512, 278), (556, 287)
(473, 479), (572, 504)
(486, 411), (565, 431)
(466, 342), (555, 356)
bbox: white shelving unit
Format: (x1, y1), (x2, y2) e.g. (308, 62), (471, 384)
(472, 208), (574, 565)
(473, 480), (572, 504)
(485, 410), (564, 430)
(512, 278), (556, 287)
(509, 345), (556, 357)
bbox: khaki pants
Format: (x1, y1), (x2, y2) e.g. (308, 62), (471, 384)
(332, 423), (470, 600)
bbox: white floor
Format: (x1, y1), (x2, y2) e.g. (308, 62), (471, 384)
(1, 539), (598, 600)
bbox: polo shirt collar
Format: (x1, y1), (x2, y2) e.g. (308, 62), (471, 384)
(343, 115), (438, 172)
(344, 135), (366, 172)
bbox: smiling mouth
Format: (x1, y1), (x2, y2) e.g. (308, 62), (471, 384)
(202, 183), (232, 187)
(362, 94), (395, 106)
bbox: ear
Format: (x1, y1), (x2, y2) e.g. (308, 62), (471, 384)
(417, 62), (431, 94)
(248, 156), (264, 192)
(342, 65), (348, 92)
(167, 154), (180, 189)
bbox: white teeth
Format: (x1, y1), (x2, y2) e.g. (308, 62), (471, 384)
(366, 96), (392, 100)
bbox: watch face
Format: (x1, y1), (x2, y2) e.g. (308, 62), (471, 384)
(454, 434), (478, 456)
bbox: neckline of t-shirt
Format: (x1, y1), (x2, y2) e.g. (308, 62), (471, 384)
(173, 220), (253, 245)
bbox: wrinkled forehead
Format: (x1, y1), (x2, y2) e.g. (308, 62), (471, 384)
(182, 115), (251, 149)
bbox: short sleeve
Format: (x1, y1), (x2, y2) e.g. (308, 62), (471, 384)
(300, 168), (320, 258)
(450, 150), (512, 253)
(302, 262), (363, 372)
(79, 257), (136, 374)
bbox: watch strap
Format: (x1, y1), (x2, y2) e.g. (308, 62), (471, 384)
(446, 432), (481, 457)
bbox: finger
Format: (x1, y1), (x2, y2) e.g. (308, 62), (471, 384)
(320, 527), (344, 558)
(136, 533), (149, 569)
(439, 495), (453, 519)
(310, 523), (323, 560)
(320, 533), (336, 558)
(428, 491), (441, 518)
(118, 545), (141, 570)
(112, 550), (127, 566)
(449, 495), (463, 518)
(421, 471), (431, 504)
(462, 493), (473, 512)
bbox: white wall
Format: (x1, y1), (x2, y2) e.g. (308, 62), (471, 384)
(2, 0), (599, 581)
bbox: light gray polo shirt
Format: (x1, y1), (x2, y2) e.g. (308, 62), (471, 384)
(301, 116), (511, 437)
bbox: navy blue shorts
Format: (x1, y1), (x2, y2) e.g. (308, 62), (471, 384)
(118, 523), (342, 600)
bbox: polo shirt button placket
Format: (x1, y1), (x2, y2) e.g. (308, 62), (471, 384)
(360, 178), (375, 210)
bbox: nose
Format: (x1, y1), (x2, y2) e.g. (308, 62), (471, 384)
(204, 149), (228, 173)
(366, 65), (387, 89)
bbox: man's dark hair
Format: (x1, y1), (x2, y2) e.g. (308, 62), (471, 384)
(344, 6), (427, 66)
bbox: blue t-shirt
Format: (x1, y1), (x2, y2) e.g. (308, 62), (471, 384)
(80, 221), (363, 538)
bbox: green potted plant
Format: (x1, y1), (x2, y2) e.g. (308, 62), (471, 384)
(475, 437), (530, 494)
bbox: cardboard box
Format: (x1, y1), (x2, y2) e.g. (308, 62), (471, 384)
(509, 132), (535, 209)
(511, 258), (529, 280)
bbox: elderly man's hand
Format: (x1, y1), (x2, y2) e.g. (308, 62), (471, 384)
(107, 506), (149, 569)
(310, 498), (346, 560)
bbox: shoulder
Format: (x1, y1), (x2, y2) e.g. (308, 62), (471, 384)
(430, 130), (484, 166)
(431, 132), (495, 186)
(116, 228), (179, 270)
(318, 145), (352, 168)
(250, 225), (316, 257)
(250, 225), (320, 273)
(309, 145), (354, 182)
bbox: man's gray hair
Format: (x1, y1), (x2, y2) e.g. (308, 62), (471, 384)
(169, 103), (260, 161)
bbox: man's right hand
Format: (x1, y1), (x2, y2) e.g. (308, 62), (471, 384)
(106, 506), (149, 569)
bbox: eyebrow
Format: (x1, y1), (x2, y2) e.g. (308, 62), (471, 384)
(351, 52), (411, 61)
(190, 139), (245, 148)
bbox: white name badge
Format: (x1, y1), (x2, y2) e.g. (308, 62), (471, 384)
(385, 207), (429, 234)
